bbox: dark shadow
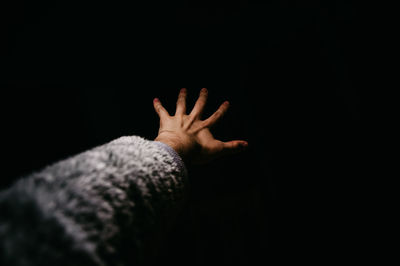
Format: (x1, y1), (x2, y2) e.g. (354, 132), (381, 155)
(1, 1), (368, 264)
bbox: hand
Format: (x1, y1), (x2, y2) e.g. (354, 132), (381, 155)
(153, 88), (248, 165)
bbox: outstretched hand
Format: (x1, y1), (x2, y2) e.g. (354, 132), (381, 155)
(153, 88), (248, 165)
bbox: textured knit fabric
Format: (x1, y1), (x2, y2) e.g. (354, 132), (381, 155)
(0, 136), (188, 266)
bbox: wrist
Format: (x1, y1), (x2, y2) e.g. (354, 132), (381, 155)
(155, 131), (200, 164)
(155, 135), (185, 159)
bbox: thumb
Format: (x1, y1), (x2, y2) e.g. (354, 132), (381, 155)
(221, 140), (248, 156)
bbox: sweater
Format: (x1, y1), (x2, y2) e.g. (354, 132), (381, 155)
(0, 136), (188, 266)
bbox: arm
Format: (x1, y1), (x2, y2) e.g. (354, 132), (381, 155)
(0, 88), (247, 266)
(0, 136), (188, 266)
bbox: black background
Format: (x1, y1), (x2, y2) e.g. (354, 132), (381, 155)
(0, 1), (374, 264)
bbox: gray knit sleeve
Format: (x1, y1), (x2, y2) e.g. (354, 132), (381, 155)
(0, 136), (189, 266)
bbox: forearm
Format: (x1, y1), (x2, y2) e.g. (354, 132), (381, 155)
(0, 136), (188, 266)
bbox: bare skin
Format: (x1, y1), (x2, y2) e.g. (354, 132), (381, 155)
(153, 88), (248, 164)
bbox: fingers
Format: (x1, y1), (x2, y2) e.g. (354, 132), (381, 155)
(175, 88), (187, 115)
(221, 140), (249, 156)
(202, 101), (230, 128)
(153, 98), (170, 119)
(190, 88), (208, 118)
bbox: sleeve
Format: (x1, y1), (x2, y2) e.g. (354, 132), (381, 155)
(0, 136), (189, 266)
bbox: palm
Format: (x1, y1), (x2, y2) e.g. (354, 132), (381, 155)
(153, 88), (248, 164)
(192, 127), (224, 163)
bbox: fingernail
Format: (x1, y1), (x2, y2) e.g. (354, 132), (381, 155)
(154, 98), (159, 103)
(181, 88), (187, 92)
(201, 88), (208, 93)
